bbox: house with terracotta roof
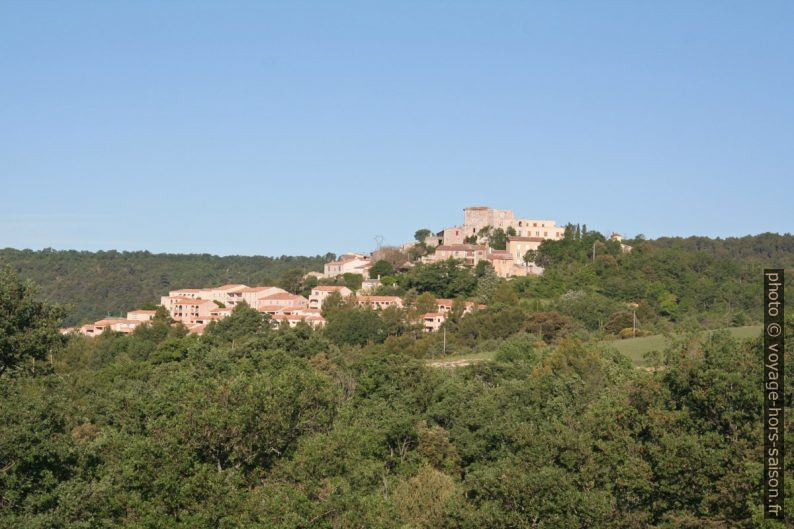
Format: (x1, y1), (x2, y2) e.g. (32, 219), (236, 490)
(506, 236), (544, 275)
(78, 318), (143, 336)
(239, 286), (289, 308)
(421, 312), (446, 332)
(323, 253), (372, 279)
(195, 284), (249, 307)
(159, 297), (218, 323)
(256, 292), (309, 312)
(353, 295), (403, 310)
(435, 299), (482, 315)
(309, 285), (353, 309)
(425, 244), (488, 267)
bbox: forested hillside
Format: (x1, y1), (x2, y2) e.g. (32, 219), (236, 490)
(0, 267), (791, 528)
(0, 249), (331, 325)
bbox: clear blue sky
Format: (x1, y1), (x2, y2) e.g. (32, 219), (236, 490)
(1, 1), (792, 256)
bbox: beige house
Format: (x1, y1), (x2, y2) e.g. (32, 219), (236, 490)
(159, 297), (218, 322)
(487, 250), (522, 278)
(611, 233), (633, 253)
(323, 253), (372, 278)
(505, 236), (545, 275)
(239, 286), (289, 308)
(439, 227), (467, 246)
(507, 236), (543, 261)
(256, 292), (309, 311)
(421, 312), (446, 332)
(78, 318), (143, 336)
(353, 295), (403, 310)
(196, 284), (248, 306)
(426, 244), (488, 267)
(127, 309), (156, 322)
(435, 299), (482, 315)
(168, 288), (202, 299)
(309, 285), (353, 309)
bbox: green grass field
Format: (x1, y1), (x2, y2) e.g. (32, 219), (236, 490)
(426, 325), (762, 369)
(605, 325), (762, 366)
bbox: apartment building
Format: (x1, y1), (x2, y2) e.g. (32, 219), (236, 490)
(308, 285), (353, 309)
(240, 286), (289, 308)
(256, 292), (309, 311)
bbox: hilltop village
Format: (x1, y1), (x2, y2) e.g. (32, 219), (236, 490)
(63, 207), (625, 337)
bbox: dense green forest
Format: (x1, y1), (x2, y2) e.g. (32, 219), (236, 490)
(0, 264), (791, 528)
(2, 232), (793, 527)
(0, 249), (330, 325)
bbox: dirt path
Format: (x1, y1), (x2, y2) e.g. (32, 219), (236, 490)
(428, 358), (483, 368)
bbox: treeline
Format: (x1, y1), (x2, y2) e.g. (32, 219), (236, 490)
(0, 248), (330, 325)
(0, 268), (791, 528)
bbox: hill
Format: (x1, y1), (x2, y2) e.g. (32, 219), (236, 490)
(0, 248), (331, 325)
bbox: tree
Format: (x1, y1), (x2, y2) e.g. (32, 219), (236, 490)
(414, 229), (432, 242)
(279, 269), (304, 294)
(320, 291), (347, 317)
(477, 261), (499, 303)
(368, 260), (395, 279)
(342, 273), (364, 291)
(408, 242), (432, 261)
(524, 311), (579, 343)
(398, 260), (477, 299)
(204, 302), (269, 343)
(506, 226), (517, 236)
(0, 267), (66, 375)
(523, 249), (538, 267)
(489, 228), (507, 250)
(323, 307), (385, 346)
(492, 281), (519, 306)
(415, 292), (437, 315)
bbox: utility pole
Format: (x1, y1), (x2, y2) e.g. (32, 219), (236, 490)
(628, 302), (639, 338)
(592, 242), (596, 261)
(442, 327), (447, 356)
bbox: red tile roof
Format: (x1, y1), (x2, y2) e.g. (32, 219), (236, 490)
(261, 292), (308, 301)
(488, 251), (513, 260)
(436, 244), (487, 251)
(507, 236), (545, 242)
(214, 284), (248, 291)
(240, 286), (277, 292)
